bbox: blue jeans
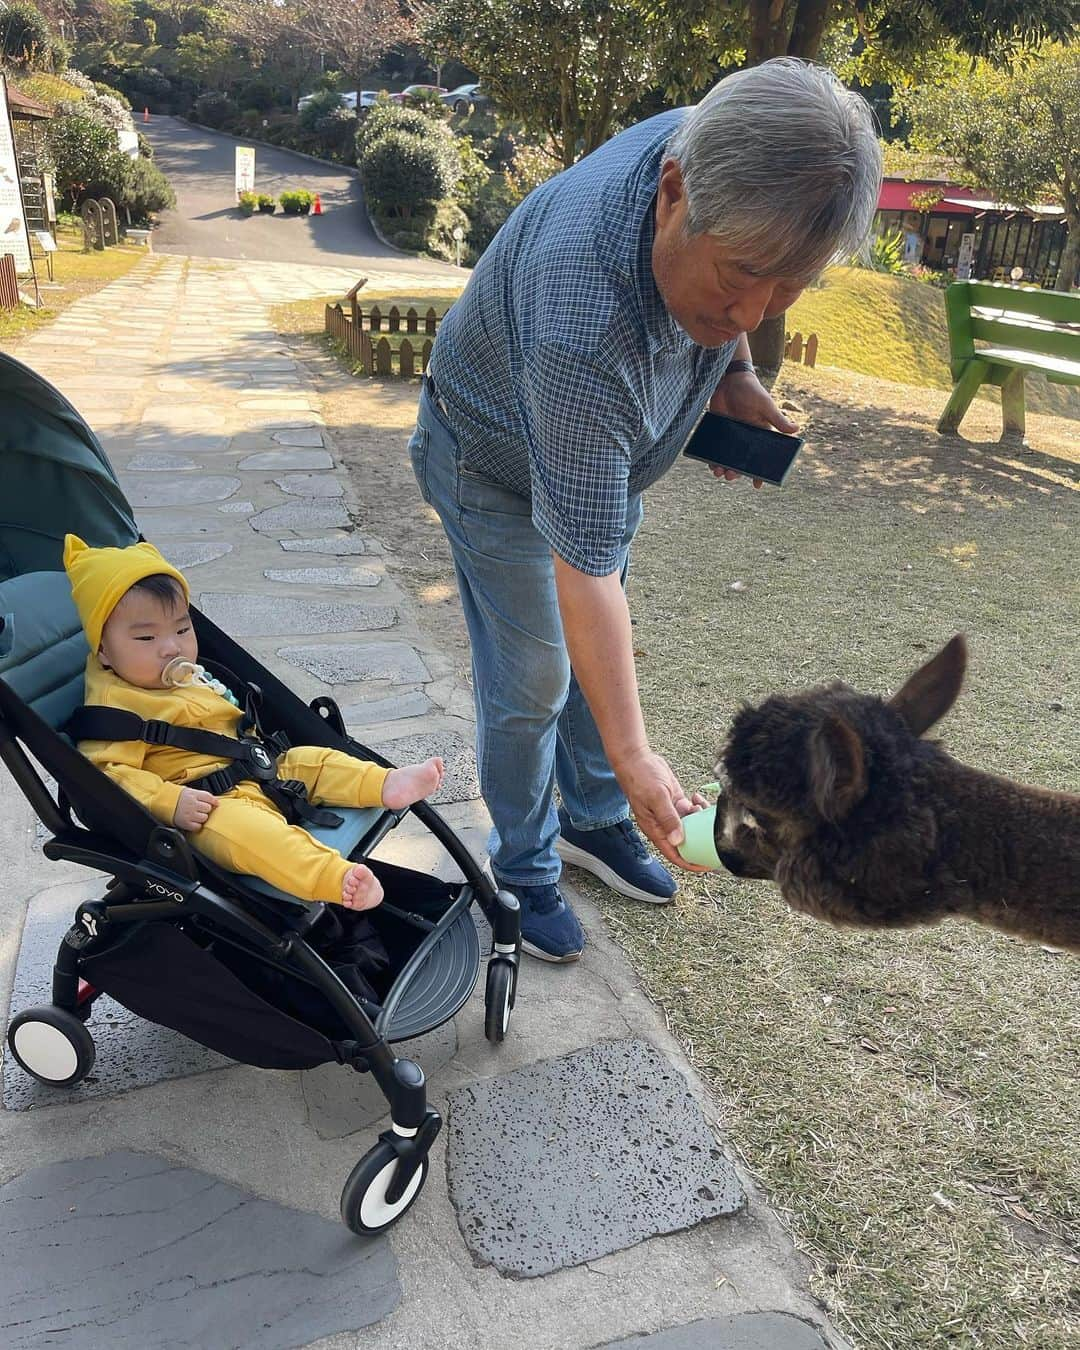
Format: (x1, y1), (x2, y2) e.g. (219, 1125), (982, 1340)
(409, 382), (643, 888)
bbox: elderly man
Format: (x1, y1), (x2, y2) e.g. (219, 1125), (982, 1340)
(410, 58), (882, 962)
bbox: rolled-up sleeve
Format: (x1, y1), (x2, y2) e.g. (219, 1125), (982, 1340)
(520, 344), (643, 575)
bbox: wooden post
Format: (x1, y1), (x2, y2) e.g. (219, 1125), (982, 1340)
(375, 337), (392, 375)
(406, 306), (418, 333)
(361, 330), (373, 375)
(937, 357), (990, 435)
(399, 338), (415, 377)
(804, 334), (818, 368)
(424, 307), (437, 335)
(999, 367), (1026, 444)
(369, 305), (382, 333)
(788, 331), (803, 363)
(421, 339), (433, 371)
(388, 305), (400, 333)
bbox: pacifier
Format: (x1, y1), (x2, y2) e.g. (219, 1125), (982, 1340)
(161, 657), (202, 687)
(161, 657), (240, 706)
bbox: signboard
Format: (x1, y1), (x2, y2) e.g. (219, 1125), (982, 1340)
(117, 128), (139, 159)
(234, 146), (255, 199)
(956, 232), (976, 281)
(0, 75), (33, 275)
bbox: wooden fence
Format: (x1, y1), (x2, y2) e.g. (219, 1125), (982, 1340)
(0, 253), (19, 309)
(324, 293), (442, 377)
(784, 331), (818, 366)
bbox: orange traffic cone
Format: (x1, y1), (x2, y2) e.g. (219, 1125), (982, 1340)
(313, 193), (323, 216)
(143, 107), (150, 123)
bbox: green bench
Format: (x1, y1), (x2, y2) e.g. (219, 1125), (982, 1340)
(937, 281), (1080, 443)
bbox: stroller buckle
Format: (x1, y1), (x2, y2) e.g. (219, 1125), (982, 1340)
(142, 719), (173, 746)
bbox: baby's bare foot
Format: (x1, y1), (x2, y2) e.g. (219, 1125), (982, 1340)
(381, 756), (445, 810)
(341, 863), (384, 911)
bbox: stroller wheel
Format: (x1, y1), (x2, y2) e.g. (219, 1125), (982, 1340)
(484, 958), (514, 1043)
(341, 1141), (428, 1235)
(7, 1006), (96, 1087)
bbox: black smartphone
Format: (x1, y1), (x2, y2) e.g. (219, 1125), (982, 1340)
(682, 411), (804, 486)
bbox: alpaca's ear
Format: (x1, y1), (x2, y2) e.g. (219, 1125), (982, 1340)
(808, 714), (866, 823)
(888, 634), (967, 737)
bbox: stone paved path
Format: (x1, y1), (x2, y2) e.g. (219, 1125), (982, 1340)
(0, 256), (841, 1349)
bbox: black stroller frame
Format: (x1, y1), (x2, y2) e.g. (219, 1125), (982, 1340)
(0, 355), (521, 1237)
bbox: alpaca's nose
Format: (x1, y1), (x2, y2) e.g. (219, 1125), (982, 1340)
(716, 848), (747, 877)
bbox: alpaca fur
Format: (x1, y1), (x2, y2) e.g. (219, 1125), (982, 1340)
(713, 635), (1080, 952)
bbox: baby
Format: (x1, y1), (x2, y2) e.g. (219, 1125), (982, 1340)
(64, 534), (443, 911)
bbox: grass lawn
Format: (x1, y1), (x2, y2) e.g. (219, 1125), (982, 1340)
(0, 224), (152, 346)
(578, 366), (1079, 1348)
(278, 279), (1079, 1347)
(788, 267), (1080, 421)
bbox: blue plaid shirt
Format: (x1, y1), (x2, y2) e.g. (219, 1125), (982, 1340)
(429, 110), (736, 575)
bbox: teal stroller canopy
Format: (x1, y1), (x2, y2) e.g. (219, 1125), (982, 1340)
(0, 352), (138, 581)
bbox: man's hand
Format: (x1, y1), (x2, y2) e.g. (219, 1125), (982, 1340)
(707, 368), (799, 487)
(173, 787), (218, 831)
(614, 748), (713, 871)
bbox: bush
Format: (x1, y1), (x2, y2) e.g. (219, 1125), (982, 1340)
(403, 88), (449, 119)
(855, 229), (906, 275)
(93, 80), (131, 109)
(60, 68), (97, 96)
(57, 91), (131, 131)
(193, 91), (235, 130)
(119, 155), (175, 222)
(238, 190), (258, 216)
(0, 1), (55, 69)
(47, 111), (130, 209)
(279, 189), (314, 215)
(236, 79), (281, 114)
(359, 128), (459, 219)
(355, 102), (431, 160)
(313, 106), (358, 161)
(298, 89), (344, 132)
(47, 108), (175, 219)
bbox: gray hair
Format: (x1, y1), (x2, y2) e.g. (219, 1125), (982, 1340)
(667, 58), (882, 279)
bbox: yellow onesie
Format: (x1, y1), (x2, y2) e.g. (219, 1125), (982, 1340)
(78, 657), (389, 904)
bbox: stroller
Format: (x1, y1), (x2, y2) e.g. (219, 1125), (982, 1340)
(0, 352), (521, 1235)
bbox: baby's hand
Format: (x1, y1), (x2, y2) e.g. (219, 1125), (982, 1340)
(173, 787), (218, 831)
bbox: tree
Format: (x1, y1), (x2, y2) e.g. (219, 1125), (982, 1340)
(217, 0), (321, 108)
(0, 0), (56, 67)
(289, 0), (414, 97)
(899, 45), (1080, 290)
(420, 0), (700, 170)
(421, 0), (1078, 376)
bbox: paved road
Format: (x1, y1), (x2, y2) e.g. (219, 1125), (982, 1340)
(141, 115), (460, 277)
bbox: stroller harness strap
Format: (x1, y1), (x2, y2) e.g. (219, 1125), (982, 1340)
(66, 705), (344, 829)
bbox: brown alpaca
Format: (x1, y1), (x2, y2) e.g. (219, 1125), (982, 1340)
(713, 635), (1080, 952)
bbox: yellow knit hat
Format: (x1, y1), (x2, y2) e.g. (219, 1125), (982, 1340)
(63, 534), (190, 652)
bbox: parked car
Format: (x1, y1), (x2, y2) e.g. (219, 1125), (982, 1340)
(298, 90), (356, 112)
(441, 83), (489, 114)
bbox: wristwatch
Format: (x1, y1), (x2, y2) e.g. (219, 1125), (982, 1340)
(724, 358), (756, 376)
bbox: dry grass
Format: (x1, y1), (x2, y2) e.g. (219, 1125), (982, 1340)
(0, 225), (151, 345)
(277, 288), (1080, 1349)
(577, 364), (1080, 1348)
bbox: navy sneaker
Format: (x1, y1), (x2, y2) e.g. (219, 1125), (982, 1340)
(556, 814), (677, 904)
(503, 883), (585, 963)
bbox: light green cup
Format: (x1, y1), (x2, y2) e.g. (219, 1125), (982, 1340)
(676, 784), (722, 870)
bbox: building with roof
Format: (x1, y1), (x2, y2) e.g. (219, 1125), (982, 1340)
(876, 176), (1070, 288)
